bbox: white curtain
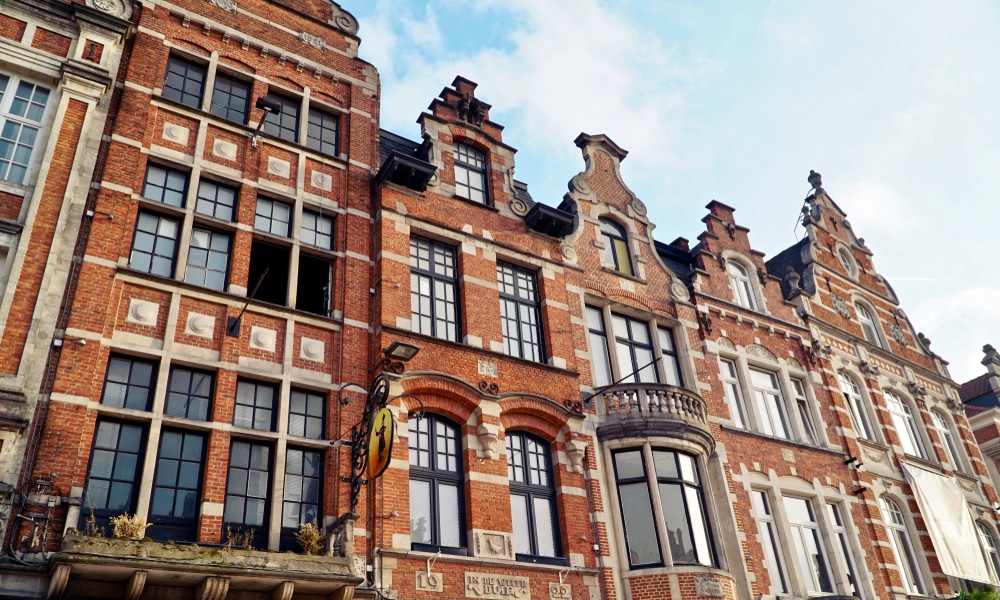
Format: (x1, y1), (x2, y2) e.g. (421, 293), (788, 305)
(902, 462), (995, 584)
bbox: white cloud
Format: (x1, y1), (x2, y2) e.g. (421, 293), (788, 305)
(909, 287), (1000, 382)
(833, 181), (929, 238)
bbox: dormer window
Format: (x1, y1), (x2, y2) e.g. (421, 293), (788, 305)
(838, 248), (857, 277)
(600, 218), (633, 276)
(727, 261), (757, 310)
(453, 143), (487, 203)
(855, 302), (883, 348)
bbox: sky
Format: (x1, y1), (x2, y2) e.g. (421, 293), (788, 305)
(346, 0), (1000, 384)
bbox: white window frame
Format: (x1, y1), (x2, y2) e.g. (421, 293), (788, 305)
(719, 357), (747, 428)
(878, 496), (926, 595)
(884, 391), (928, 459)
(977, 521), (1000, 584)
(726, 260), (758, 311)
(0, 72), (53, 186)
(826, 502), (865, 599)
(782, 496), (836, 594)
(854, 301), (883, 349)
(749, 368), (792, 440)
(791, 377), (820, 446)
(931, 409), (967, 473)
(838, 372), (876, 441)
(751, 490), (789, 595)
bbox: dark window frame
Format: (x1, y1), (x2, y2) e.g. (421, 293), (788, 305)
(301, 209), (333, 250)
(409, 414), (467, 555)
(410, 236), (460, 342)
(184, 226), (231, 291)
(306, 107), (339, 156)
(233, 379), (277, 432)
(600, 218), (634, 276)
(162, 55), (206, 109)
(80, 419), (147, 534)
(506, 431), (565, 566)
(453, 142), (488, 204)
(142, 163), (189, 208)
(195, 178), (238, 221)
(100, 355), (157, 411)
(279, 447), (323, 551)
(261, 92), (300, 143)
(612, 313), (659, 384)
(254, 196), (292, 237)
(223, 439), (272, 546)
(129, 210), (180, 278)
(497, 261), (544, 362)
(148, 429), (206, 543)
(209, 72), (251, 124)
(288, 388), (325, 439)
(165, 366), (214, 421)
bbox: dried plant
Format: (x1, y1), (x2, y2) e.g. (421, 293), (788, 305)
(83, 512), (105, 538)
(109, 513), (152, 540)
(222, 526), (255, 551)
(294, 522), (325, 555)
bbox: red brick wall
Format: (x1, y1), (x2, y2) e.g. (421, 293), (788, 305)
(0, 14), (26, 42)
(31, 28), (72, 58)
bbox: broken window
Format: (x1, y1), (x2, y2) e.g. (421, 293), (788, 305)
(248, 240), (289, 306)
(296, 252), (331, 317)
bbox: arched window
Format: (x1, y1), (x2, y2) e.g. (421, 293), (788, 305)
(878, 497), (925, 595)
(838, 248), (857, 277)
(977, 522), (1000, 581)
(727, 261), (758, 310)
(409, 414), (466, 554)
(506, 432), (563, 564)
(838, 372), (874, 441)
(600, 218), (634, 276)
(453, 143), (487, 204)
(611, 447), (715, 569)
(931, 410), (967, 473)
(884, 391), (927, 459)
(855, 302), (883, 348)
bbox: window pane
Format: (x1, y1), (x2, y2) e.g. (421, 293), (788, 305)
(511, 494), (530, 555)
(614, 451), (645, 480)
(438, 484), (461, 548)
(410, 479), (431, 544)
(619, 482), (660, 566)
(532, 497), (557, 557)
(659, 483), (695, 564)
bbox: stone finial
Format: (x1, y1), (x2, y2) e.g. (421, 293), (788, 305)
(983, 344), (1000, 376)
(783, 266), (801, 292)
(808, 170), (823, 191)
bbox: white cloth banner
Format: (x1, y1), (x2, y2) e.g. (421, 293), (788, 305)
(902, 462), (995, 584)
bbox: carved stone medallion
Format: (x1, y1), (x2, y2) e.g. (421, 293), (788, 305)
(509, 197), (530, 217)
(831, 294), (851, 319)
(299, 31), (327, 50)
(695, 577), (726, 598)
(208, 0), (237, 12)
(889, 323), (908, 346)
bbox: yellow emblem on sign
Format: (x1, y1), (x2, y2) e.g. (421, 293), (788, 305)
(367, 408), (395, 480)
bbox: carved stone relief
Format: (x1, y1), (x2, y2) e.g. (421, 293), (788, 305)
(212, 139), (237, 161)
(670, 281), (690, 302)
(695, 577), (726, 598)
(628, 196), (647, 217)
(509, 197), (530, 217)
(310, 171), (332, 192)
(299, 32), (327, 50)
(746, 344), (777, 362)
(127, 299), (158, 325)
(208, 0), (237, 12)
(300, 338), (324, 362)
(717, 337), (736, 351)
(471, 531), (514, 561)
(786, 357), (804, 371)
(478, 359), (498, 378)
(831, 294), (851, 319)
(162, 123), (189, 145)
(549, 583), (571, 599)
(889, 323), (908, 346)
(88, 0), (131, 18)
(416, 572), (444, 593)
(185, 313), (215, 339)
(464, 572), (530, 599)
(250, 327), (276, 352)
(560, 244), (577, 264)
(267, 157), (291, 179)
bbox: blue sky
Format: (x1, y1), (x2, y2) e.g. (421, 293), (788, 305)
(348, 0), (1000, 384)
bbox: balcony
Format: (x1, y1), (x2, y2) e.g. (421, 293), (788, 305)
(593, 383), (714, 451)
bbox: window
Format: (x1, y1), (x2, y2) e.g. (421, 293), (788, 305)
(838, 372), (874, 441)
(657, 328), (683, 387)
(783, 497), (834, 593)
(100, 355), (156, 411)
(719, 358), (747, 428)
(453, 143), (487, 203)
(409, 414), (465, 553)
(307, 108), (338, 156)
(600, 218), (634, 276)
(149, 430), (204, 542)
(288, 389), (324, 439)
(224, 440), (271, 544)
(978, 522), (1000, 582)
(209, 73), (250, 124)
(280, 448), (321, 551)
(612, 448), (714, 569)
(410, 236), (459, 341)
(839, 249), (857, 277)
(296, 253), (331, 317)
(185, 228), (230, 291)
(885, 391), (927, 459)
(791, 378), (819, 445)
(81, 420), (146, 533)
(497, 262), (543, 362)
(751, 491), (788, 594)
(0, 74), (50, 184)
(827, 503), (865, 599)
(587, 306), (684, 390)
(749, 369), (791, 439)
(261, 93), (299, 143)
(248, 240), (289, 306)
(507, 432), (562, 564)
(878, 496), (925, 595)
(586, 306), (614, 388)
(195, 180), (237, 221)
(855, 303), (883, 348)
(612, 314), (658, 384)
(301, 209), (333, 249)
(254, 197), (291, 237)
(162, 56), (206, 108)
(129, 212), (179, 277)
(932, 410), (966, 473)
(142, 164), (188, 207)
(233, 379), (276, 432)
(727, 261), (757, 310)
(165, 367), (213, 421)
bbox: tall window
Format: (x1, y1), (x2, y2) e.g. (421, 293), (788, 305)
(209, 73), (250, 123)
(0, 74), (51, 184)
(149, 430), (204, 542)
(978, 522), (1000, 582)
(129, 212), (179, 277)
(195, 180), (237, 221)
(453, 143), (487, 203)
(142, 164), (188, 207)
(497, 262), (543, 362)
(855, 303), (883, 348)
(301, 210), (333, 249)
(588, 306), (685, 388)
(224, 440), (271, 545)
(409, 415), (465, 553)
(612, 314), (658, 384)
(507, 432), (562, 564)
(288, 389), (324, 439)
(600, 218), (633, 276)
(792, 378), (819, 445)
(878, 497), (925, 595)
(931, 410), (966, 473)
(838, 372), (874, 441)
(81, 420), (146, 532)
(410, 236), (459, 341)
(280, 448), (321, 551)
(749, 369), (791, 439)
(100, 355), (156, 411)
(612, 448), (714, 569)
(827, 503), (865, 599)
(719, 358), (748, 428)
(657, 328), (683, 387)
(254, 197), (292, 237)
(233, 380), (276, 432)
(727, 261), (757, 310)
(586, 306), (613, 388)
(165, 367), (212, 421)
(161, 56), (205, 108)
(261, 93), (300, 143)
(307, 108), (338, 156)
(885, 391), (927, 459)
(185, 228), (230, 291)
(751, 491), (788, 594)
(783, 497), (834, 594)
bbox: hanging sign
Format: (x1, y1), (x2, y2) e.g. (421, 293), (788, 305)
(367, 408), (395, 480)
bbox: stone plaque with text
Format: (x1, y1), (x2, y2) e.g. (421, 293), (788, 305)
(465, 573), (531, 599)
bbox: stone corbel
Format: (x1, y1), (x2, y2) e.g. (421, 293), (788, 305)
(906, 381), (928, 403)
(565, 436), (588, 474)
(477, 424), (499, 460)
